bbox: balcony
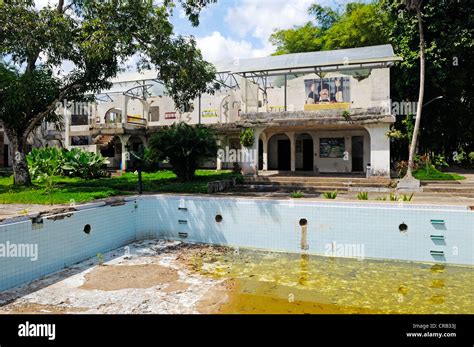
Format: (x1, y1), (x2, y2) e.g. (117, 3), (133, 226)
(239, 106), (394, 128)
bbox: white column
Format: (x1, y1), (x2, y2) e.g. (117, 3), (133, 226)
(216, 135), (224, 171)
(241, 127), (264, 176)
(122, 95), (128, 124)
(363, 123), (391, 177)
(119, 134), (131, 172)
(64, 109), (71, 149)
(261, 132), (268, 171)
(286, 132), (296, 172)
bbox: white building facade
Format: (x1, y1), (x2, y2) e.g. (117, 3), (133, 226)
(0, 45), (401, 177)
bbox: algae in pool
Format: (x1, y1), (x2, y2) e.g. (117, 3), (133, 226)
(187, 248), (474, 314)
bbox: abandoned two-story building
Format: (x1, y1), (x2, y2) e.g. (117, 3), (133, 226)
(0, 44), (401, 177)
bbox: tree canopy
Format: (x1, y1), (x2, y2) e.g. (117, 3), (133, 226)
(0, 0), (218, 185)
(382, 0), (473, 160)
(149, 122), (218, 181)
(270, 0), (473, 163)
(270, 2), (389, 55)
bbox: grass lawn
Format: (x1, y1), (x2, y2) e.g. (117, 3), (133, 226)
(413, 166), (466, 181)
(0, 170), (237, 205)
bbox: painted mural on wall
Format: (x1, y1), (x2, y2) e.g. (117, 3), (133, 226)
(304, 77), (350, 105)
(320, 138), (345, 158)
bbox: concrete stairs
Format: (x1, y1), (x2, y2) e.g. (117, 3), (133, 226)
(240, 176), (395, 194)
(236, 175), (474, 199)
(93, 135), (115, 147)
(420, 180), (474, 197)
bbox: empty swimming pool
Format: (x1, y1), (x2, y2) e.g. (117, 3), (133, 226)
(0, 195), (473, 293)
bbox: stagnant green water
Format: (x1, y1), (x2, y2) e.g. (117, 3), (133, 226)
(191, 248), (474, 314)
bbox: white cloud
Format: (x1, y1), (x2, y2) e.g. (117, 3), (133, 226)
(225, 0), (314, 41)
(196, 31), (274, 64)
(34, 0), (58, 9)
(200, 0), (315, 64)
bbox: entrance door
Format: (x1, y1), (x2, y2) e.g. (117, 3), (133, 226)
(351, 136), (364, 172)
(277, 139), (291, 170)
(302, 139), (314, 171)
(258, 139), (263, 170)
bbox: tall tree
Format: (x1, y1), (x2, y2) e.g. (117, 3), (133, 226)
(404, 0), (425, 181)
(0, 0), (218, 186)
(270, 2), (389, 55)
(383, 0), (473, 161)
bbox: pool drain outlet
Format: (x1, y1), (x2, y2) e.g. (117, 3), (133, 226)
(299, 219), (309, 251)
(83, 224), (91, 234)
(398, 222), (408, 232)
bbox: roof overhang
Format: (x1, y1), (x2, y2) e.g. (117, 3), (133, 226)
(216, 45), (402, 77)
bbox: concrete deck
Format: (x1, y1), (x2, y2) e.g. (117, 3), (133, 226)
(0, 172), (473, 221)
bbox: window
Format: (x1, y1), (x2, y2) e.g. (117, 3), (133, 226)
(149, 106), (160, 122)
(319, 138), (345, 158)
(71, 136), (90, 146)
(165, 112), (176, 119)
(230, 139), (240, 150)
(71, 114), (89, 126)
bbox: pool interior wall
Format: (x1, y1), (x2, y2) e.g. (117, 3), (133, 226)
(0, 195), (473, 292)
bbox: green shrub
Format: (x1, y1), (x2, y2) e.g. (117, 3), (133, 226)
(375, 196), (387, 201)
(452, 148), (474, 168)
(27, 147), (109, 180)
(61, 149), (110, 179)
(141, 148), (161, 172)
(290, 190), (304, 198)
(323, 190), (338, 199)
(235, 174), (244, 184)
(342, 110), (352, 121)
(400, 193), (414, 201)
(357, 191), (369, 200)
(239, 128), (255, 148)
(149, 123), (218, 181)
(27, 147), (64, 178)
(469, 152), (474, 162)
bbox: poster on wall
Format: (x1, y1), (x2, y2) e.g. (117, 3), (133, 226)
(304, 77), (350, 105)
(320, 138), (345, 158)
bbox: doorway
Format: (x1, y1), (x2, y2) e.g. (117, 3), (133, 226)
(277, 139), (291, 170)
(351, 136), (364, 172)
(302, 138), (314, 171)
(258, 139), (263, 170)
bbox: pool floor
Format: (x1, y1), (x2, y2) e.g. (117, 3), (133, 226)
(0, 239), (472, 314)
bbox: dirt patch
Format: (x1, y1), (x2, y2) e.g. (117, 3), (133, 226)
(175, 244), (233, 272)
(80, 264), (179, 291)
(0, 302), (87, 314)
(196, 279), (237, 314)
(163, 281), (190, 293)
